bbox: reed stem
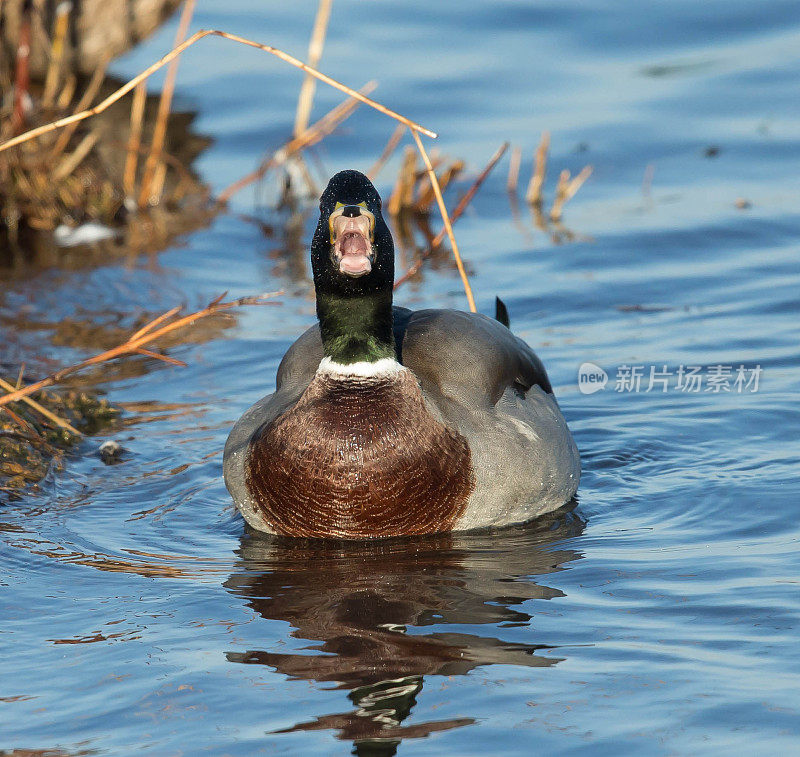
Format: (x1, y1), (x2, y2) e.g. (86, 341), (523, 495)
(0, 293), (282, 411)
(293, 0), (333, 138)
(0, 29), (436, 156)
(411, 129), (476, 312)
(138, 0), (197, 208)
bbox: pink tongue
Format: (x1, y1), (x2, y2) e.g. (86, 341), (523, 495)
(338, 233), (371, 275)
(342, 234), (367, 256)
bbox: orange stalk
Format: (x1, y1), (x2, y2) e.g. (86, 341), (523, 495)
(138, 0), (197, 207)
(410, 129), (476, 312)
(0, 29), (436, 155)
(293, 0), (333, 138)
(395, 142), (507, 290)
(0, 293), (282, 410)
(217, 81), (376, 204)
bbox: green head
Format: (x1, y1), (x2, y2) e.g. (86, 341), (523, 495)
(311, 170), (396, 364)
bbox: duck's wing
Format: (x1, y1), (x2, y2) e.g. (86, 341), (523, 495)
(275, 324), (324, 391)
(397, 308), (553, 408)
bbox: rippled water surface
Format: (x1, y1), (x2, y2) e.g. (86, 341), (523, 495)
(2, 1), (800, 753)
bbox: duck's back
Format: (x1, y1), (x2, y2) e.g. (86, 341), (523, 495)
(223, 307), (580, 535)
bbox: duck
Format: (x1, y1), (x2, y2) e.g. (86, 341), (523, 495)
(223, 169), (580, 539)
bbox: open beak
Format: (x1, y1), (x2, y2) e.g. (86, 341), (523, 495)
(329, 204), (376, 277)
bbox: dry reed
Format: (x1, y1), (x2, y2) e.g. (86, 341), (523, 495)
(415, 160), (464, 212)
(525, 130), (549, 205)
(549, 165), (592, 221)
(50, 53), (110, 159)
(53, 129), (99, 179)
(411, 128), (476, 312)
(0, 292), (282, 411)
(0, 377), (80, 436)
(217, 81), (377, 204)
(387, 146), (418, 215)
(368, 123), (405, 181)
(0, 28), (436, 156)
(123, 82), (148, 199)
(506, 145), (522, 194)
(138, 0), (197, 207)
(293, 0), (333, 138)
(41, 1), (71, 107)
(12, 1), (31, 134)
(395, 142), (507, 289)
(56, 73), (76, 110)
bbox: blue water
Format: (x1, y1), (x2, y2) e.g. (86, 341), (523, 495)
(1, 0), (799, 753)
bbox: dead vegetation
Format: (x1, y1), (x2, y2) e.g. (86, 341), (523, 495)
(0, 384), (118, 495)
(0, 0), (594, 490)
(0, 293), (280, 492)
(0, 0), (214, 261)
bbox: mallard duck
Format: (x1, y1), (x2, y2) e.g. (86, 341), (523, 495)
(224, 170), (579, 539)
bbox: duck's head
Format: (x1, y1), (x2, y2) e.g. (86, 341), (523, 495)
(311, 170), (394, 296)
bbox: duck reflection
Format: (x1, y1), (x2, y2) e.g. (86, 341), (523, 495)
(224, 505), (583, 755)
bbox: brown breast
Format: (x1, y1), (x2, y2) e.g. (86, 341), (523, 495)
(245, 369), (474, 538)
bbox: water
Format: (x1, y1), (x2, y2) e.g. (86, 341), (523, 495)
(2, 0), (799, 753)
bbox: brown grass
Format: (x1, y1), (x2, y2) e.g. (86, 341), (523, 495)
(0, 292), (282, 412)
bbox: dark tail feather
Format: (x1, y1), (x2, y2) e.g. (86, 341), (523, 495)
(495, 296), (510, 328)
